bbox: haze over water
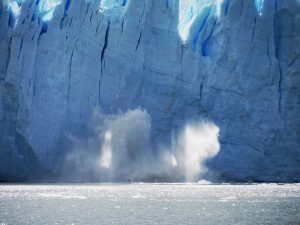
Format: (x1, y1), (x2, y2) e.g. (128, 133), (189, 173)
(0, 184), (299, 225)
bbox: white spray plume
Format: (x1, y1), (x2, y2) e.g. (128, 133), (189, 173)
(99, 130), (113, 169)
(98, 108), (152, 181)
(62, 108), (220, 182)
(175, 122), (220, 182)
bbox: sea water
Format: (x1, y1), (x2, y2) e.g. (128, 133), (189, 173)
(0, 184), (299, 224)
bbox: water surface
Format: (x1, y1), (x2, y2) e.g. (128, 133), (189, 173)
(0, 184), (299, 224)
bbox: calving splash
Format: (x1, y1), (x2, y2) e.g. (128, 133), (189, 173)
(61, 108), (220, 182)
(176, 122), (220, 182)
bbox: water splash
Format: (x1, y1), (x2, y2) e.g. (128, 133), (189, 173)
(99, 130), (113, 169)
(178, 122), (220, 182)
(61, 108), (220, 182)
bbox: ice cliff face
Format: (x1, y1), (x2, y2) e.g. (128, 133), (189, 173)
(0, 0), (299, 182)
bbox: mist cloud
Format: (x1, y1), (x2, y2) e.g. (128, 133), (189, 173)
(60, 108), (220, 182)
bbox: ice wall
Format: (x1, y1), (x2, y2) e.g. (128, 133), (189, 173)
(0, 0), (299, 182)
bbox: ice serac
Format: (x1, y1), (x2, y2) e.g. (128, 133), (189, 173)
(0, 0), (299, 182)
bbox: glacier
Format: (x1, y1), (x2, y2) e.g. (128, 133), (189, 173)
(0, 0), (299, 182)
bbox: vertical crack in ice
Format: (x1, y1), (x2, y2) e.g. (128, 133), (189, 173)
(223, 0), (230, 15)
(277, 62), (283, 114)
(201, 17), (217, 56)
(99, 21), (110, 103)
(192, 7), (212, 46)
(135, 32), (142, 51)
(251, 16), (257, 42)
(100, 21), (110, 65)
(273, 8), (282, 115)
(67, 47), (75, 103)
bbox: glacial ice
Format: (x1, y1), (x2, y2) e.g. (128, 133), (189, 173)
(4, 0), (63, 23)
(35, 0), (63, 21)
(255, 0), (264, 15)
(178, 0), (222, 42)
(0, 0), (299, 182)
(100, 0), (130, 14)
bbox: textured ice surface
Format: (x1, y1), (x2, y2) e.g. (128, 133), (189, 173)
(255, 0), (264, 15)
(178, 0), (222, 41)
(35, 0), (63, 21)
(0, 0), (299, 182)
